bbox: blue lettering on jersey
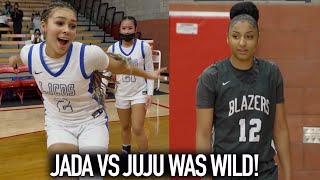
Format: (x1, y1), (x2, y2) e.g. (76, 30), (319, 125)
(54, 98), (73, 112)
(123, 59), (139, 82)
(130, 59), (139, 66)
(229, 95), (270, 116)
(38, 81), (76, 96)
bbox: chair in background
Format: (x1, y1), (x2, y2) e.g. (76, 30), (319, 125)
(0, 64), (21, 105)
(16, 64), (42, 104)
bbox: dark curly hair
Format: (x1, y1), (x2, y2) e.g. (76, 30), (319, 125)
(229, 1), (259, 31)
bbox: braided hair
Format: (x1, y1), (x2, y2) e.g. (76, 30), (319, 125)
(40, 1), (76, 23)
(91, 53), (132, 108)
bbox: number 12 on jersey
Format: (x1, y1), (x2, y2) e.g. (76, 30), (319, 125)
(239, 118), (262, 142)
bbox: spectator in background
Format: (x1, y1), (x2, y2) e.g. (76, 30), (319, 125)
(0, 9), (10, 40)
(4, 1), (12, 16)
(31, 11), (41, 34)
(0, 10), (9, 28)
(31, 28), (44, 44)
(10, 2), (23, 41)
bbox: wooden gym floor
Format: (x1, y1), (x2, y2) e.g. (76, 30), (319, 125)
(0, 83), (170, 180)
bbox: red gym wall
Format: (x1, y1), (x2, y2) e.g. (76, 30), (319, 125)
(168, 2), (320, 180)
(169, 13), (230, 153)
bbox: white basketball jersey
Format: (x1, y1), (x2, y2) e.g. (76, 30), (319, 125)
(27, 42), (108, 125)
(111, 39), (151, 100)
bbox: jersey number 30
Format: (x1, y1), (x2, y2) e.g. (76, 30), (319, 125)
(239, 118), (261, 142)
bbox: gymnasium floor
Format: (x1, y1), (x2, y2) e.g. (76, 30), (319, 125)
(0, 83), (170, 180)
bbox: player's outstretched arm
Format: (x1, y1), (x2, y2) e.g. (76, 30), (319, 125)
(8, 55), (23, 68)
(273, 103), (292, 180)
(106, 53), (166, 80)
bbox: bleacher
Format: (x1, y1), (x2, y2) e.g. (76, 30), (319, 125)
(0, 0), (125, 61)
(0, 0), (125, 105)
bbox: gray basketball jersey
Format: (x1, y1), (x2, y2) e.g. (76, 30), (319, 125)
(197, 58), (284, 162)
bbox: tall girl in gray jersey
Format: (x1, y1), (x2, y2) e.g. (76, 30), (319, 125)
(196, 2), (291, 180)
(8, 2), (165, 179)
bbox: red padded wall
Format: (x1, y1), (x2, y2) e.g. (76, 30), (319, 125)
(169, 14), (230, 153)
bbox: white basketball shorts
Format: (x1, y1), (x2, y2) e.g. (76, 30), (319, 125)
(115, 97), (147, 109)
(45, 116), (109, 151)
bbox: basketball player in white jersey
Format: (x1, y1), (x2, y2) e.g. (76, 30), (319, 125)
(107, 16), (154, 155)
(8, 2), (165, 179)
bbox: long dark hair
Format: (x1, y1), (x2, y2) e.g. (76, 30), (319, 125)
(34, 28), (41, 35)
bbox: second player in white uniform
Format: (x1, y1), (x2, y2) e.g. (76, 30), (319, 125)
(109, 38), (154, 102)
(108, 16), (154, 155)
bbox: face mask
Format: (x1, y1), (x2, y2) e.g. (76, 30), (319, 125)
(119, 33), (135, 42)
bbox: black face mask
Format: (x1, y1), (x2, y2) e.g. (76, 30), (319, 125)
(119, 33), (135, 42)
